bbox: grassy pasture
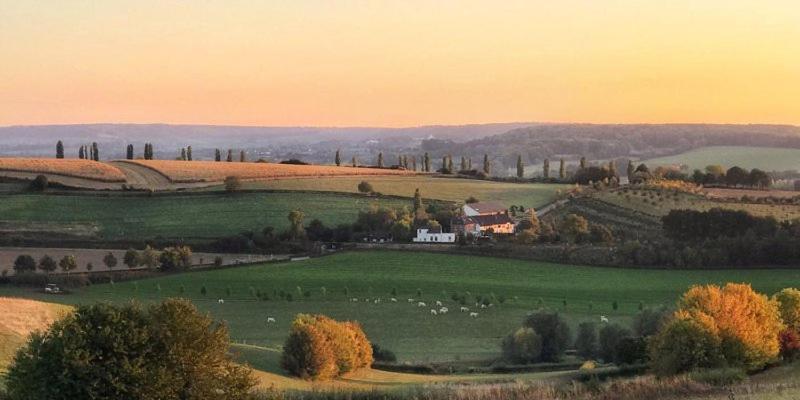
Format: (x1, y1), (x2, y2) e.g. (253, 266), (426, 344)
(2, 251), (798, 366)
(0, 192), (410, 240)
(237, 175), (569, 209)
(595, 188), (800, 221)
(644, 146), (800, 172)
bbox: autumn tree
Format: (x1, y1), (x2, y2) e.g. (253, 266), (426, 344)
(139, 245), (159, 269)
(560, 214), (589, 243)
(288, 210), (306, 240)
(58, 255), (77, 274)
(159, 246), (193, 271)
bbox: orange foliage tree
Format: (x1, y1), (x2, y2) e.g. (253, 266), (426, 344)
(650, 283), (784, 374)
(281, 314), (373, 380)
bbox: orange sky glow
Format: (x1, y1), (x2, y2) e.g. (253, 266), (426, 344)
(1, 1), (799, 127)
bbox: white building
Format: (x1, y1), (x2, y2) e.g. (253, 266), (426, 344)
(413, 228), (456, 243)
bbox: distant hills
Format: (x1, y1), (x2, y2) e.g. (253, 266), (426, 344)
(2, 123), (800, 174)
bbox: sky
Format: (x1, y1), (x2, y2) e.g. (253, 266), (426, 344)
(1, 0), (799, 127)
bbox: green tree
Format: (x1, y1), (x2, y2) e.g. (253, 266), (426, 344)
(516, 155), (524, 178)
(522, 311), (571, 362)
(158, 246), (192, 272)
(598, 323), (632, 363)
(5, 300), (255, 399)
(38, 255), (57, 274)
(288, 210), (306, 240)
(30, 175), (48, 191)
(123, 248), (139, 268)
(56, 140), (64, 159)
(180, 148), (187, 160)
(58, 255), (77, 274)
(103, 252), (118, 269)
(13, 255), (36, 273)
(335, 149), (341, 166)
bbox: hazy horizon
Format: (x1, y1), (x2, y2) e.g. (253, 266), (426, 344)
(2, 1), (800, 127)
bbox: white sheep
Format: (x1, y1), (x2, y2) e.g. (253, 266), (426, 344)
(407, 298), (414, 303)
(266, 317), (276, 323)
(430, 309), (438, 315)
(218, 299), (224, 304)
(439, 307), (448, 314)
(469, 312), (479, 318)
(435, 300), (443, 307)
(417, 302), (427, 307)
(374, 298), (381, 304)
(480, 304), (487, 309)
(600, 315), (609, 323)
(460, 306), (469, 312)
(350, 298), (359, 302)
(390, 298), (397, 302)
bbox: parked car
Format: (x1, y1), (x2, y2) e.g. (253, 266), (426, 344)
(44, 283), (61, 294)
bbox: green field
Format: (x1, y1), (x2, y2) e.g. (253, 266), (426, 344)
(237, 176), (568, 210)
(644, 146), (800, 172)
(3, 251), (799, 365)
(0, 192), (410, 240)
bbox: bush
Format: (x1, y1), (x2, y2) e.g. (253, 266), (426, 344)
(574, 322), (598, 360)
(502, 327), (542, 364)
(371, 344), (397, 363)
(29, 175), (48, 191)
(598, 323), (631, 363)
(357, 181), (374, 194)
(281, 314), (373, 380)
(632, 307), (670, 337)
(521, 311), (571, 362)
(5, 299), (255, 399)
(615, 336), (648, 365)
(649, 313), (725, 375)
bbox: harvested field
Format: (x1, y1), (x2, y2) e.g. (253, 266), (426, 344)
(119, 160), (416, 183)
(0, 158), (126, 182)
(0, 298), (71, 371)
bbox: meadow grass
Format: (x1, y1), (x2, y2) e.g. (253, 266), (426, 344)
(2, 251), (799, 365)
(643, 146), (800, 172)
(0, 191), (411, 240)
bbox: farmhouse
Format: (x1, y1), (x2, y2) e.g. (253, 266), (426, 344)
(453, 202), (515, 235)
(413, 227), (456, 243)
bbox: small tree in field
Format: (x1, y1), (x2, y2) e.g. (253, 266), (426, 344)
(13, 255), (36, 273)
(123, 248), (139, 268)
(38, 255), (57, 274)
(139, 246), (159, 269)
(224, 176), (242, 192)
(103, 252), (118, 270)
(58, 255), (77, 274)
(158, 246), (192, 272)
(357, 181), (373, 194)
(502, 327), (542, 364)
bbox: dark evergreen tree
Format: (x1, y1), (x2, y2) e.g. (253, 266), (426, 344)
(78, 146), (85, 159)
(424, 152), (430, 172)
(483, 154), (490, 175)
(180, 148), (187, 160)
(226, 149), (233, 162)
(240, 150), (246, 162)
(56, 141), (64, 159)
(91, 142), (99, 161)
(187, 145), (192, 161)
(559, 159), (565, 179)
(377, 152), (384, 168)
(516, 155), (524, 178)
(215, 149), (221, 161)
(335, 149), (341, 166)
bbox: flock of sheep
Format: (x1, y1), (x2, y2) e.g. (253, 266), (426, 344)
(347, 296), (487, 318)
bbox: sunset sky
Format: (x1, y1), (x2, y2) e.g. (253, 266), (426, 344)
(1, 0), (799, 127)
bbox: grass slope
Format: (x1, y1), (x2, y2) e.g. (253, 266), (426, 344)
(644, 146), (800, 172)
(2, 251), (798, 365)
(237, 176), (568, 209)
(0, 192), (410, 240)
(0, 297), (71, 372)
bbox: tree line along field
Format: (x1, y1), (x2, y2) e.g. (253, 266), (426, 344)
(0, 192), (412, 240)
(643, 145), (800, 172)
(2, 251), (798, 366)
(234, 175), (571, 210)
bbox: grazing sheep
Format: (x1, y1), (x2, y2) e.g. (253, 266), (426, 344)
(266, 317), (276, 323)
(218, 299), (224, 304)
(430, 309), (438, 315)
(390, 298), (397, 302)
(418, 302), (427, 307)
(480, 304), (487, 309)
(407, 298), (414, 303)
(469, 312), (479, 318)
(350, 298), (359, 302)
(439, 307), (448, 314)
(600, 315), (609, 323)
(460, 306), (469, 312)
(488, 303), (494, 308)
(435, 300), (443, 307)
(374, 298), (381, 304)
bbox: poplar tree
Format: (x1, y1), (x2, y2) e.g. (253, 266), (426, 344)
(215, 149), (221, 161)
(447, 155), (453, 172)
(377, 152), (384, 168)
(78, 146), (85, 159)
(559, 159), (566, 179)
(335, 149), (341, 166)
(516, 155), (524, 178)
(56, 141), (64, 159)
(226, 149), (233, 162)
(180, 148), (187, 160)
(352, 156), (357, 167)
(483, 154), (490, 175)
(543, 159), (550, 178)
(413, 188), (423, 211)
(424, 153), (430, 172)
(92, 142), (99, 161)
(461, 156), (467, 172)
(187, 146), (192, 161)
(240, 150), (246, 162)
